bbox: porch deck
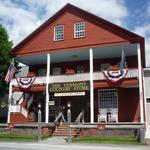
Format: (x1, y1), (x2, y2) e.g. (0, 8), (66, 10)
(70, 122), (145, 129)
(0, 122), (144, 129)
(0, 122), (145, 139)
(0, 122), (144, 128)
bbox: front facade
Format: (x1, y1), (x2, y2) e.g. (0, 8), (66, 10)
(144, 68), (150, 139)
(8, 4), (146, 130)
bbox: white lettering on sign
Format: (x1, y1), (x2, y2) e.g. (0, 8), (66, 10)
(54, 92), (85, 97)
(49, 101), (55, 105)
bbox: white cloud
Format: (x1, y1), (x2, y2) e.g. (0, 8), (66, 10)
(134, 24), (150, 67)
(0, 0), (128, 46)
(0, 0), (41, 45)
(2, 0), (150, 67)
(147, 1), (150, 16)
(25, 0), (128, 25)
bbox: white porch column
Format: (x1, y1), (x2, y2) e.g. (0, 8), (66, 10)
(45, 53), (50, 123)
(137, 44), (144, 123)
(89, 48), (94, 123)
(7, 80), (12, 123)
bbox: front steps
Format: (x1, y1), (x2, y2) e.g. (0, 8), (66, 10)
(10, 113), (28, 123)
(52, 123), (80, 137)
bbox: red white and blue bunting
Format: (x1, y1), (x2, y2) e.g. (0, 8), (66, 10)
(103, 69), (128, 83)
(16, 77), (35, 89)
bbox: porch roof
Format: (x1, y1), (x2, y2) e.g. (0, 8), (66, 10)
(15, 43), (137, 66)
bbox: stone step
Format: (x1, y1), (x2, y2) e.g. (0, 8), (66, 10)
(52, 123), (79, 137)
(54, 128), (78, 131)
(53, 129), (78, 133)
(52, 132), (80, 136)
(52, 124), (80, 137)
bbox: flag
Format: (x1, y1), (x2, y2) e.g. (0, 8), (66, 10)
(5, 64), (16, 84)
(120, 48), (126, 70)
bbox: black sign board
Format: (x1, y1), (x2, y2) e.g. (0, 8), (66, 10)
(146, 98), (150, 103)
(49, 81), (90, 93)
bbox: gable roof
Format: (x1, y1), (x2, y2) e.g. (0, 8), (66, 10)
(10, 3), (145, 57)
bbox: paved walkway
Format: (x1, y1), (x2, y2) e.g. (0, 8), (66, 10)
(40, 136), (67, 144)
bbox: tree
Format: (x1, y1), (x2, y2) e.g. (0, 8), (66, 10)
(0, 24), (13, 95)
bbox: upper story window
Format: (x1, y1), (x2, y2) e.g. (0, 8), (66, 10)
(38, 69), (47, 76)
(54, 25), (64, 41)
(52, 67), (61, 75)
(77, 65), (84, 73)
(101, 63), (110, 71)
(74, 22), (85, 38)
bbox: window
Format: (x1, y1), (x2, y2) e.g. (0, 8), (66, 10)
(52, 67), (61, 75)
(38, 69), (47, 76)
(54, 25), (64, 41)
(77, 66), (84, 73)
(98, 89), (118, 111)
(49, 95), (60, 117)
(74, 22), (85, 38)
(101, 63), (110, 71)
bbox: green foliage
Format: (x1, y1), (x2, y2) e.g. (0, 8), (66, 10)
(0, 133), (49, 141)
(0, 134), (37, 141)
(72, 136), (141, 145)
(0, 24), (13, 94)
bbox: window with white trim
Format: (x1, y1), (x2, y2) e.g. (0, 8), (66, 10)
(77, 65), (84, 73)
(101, 63), (110, 71)
(54, 25), (64, 41)
(74, 22), (85, 38)
(52, 67), (61, 75)
(98, 89), (118, 111)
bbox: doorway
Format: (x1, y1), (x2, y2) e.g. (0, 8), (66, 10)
(70, 96), (85, 122)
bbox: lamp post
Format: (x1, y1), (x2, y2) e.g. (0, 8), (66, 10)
(38, 102), (42, 141)
(67, 100), (71, 143)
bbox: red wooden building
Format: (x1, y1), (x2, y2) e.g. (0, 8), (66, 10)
(8, 4), (146, 135)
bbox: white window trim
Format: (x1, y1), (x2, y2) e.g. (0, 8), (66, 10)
(53, 25), (64, 41)
(74, 22), (85, 38)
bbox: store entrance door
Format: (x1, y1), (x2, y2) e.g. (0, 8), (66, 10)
(70, 96), (85, 122)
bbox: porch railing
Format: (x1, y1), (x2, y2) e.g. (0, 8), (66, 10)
(9, 105), (21, 113)
(21, 106), (28, 118)
(11, 68), (138, 86)
(75, 110), (84, 124)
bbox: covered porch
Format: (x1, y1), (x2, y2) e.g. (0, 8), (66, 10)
(9, 43), (144, 125)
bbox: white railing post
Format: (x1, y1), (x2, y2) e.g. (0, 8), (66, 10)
(89, 48), (94, 123)
(27, 95), (33, 109)
(137, 44), (144, 123)
(7, 80), (12, 123)
(45, 53), (50, 123)
(21, 106), (28, 118)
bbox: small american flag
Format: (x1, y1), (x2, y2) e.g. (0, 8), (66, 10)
(5, 64), (16, 84)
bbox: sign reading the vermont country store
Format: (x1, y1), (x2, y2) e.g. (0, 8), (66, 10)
(49, 81), (89, 93)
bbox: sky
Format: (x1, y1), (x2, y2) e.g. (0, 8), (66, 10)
(0, 0), (150, 67)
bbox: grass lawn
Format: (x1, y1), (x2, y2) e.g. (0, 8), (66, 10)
(72, 136), (141, 145)
(0, 134), (48, 141)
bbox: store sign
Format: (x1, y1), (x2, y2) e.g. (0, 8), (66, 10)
(146, 98), (150, 103)
(49, 101), (55, 106)
(54, 92), (85, 97)
(49, 81), (89, 93)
